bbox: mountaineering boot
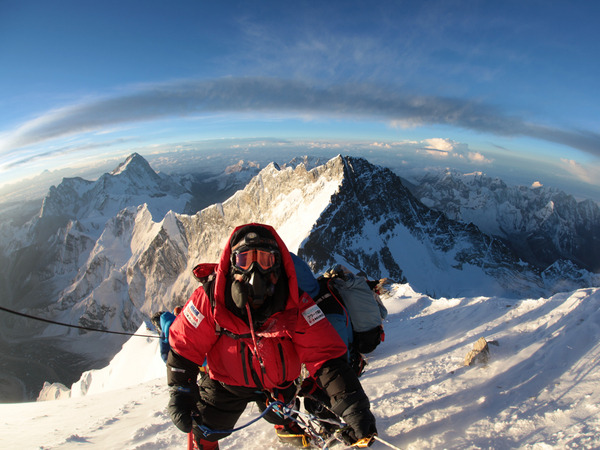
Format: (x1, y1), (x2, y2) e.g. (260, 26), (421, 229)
(274, 422), (311, 448)
(198, 441), (219, 450)
(351, 351), (367, 378)
(188, 433), (219, 450)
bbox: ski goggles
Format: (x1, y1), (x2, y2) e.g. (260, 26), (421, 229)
(233, 248), (279, 272)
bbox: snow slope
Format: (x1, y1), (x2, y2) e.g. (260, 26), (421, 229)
(3, 286), (600, 449)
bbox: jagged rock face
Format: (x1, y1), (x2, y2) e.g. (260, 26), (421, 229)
(184, 156), (332, 214)
(183, 160), (262, 213)
(49, 158), (345, 337)
(2, 219), (96, 311)
(41, 177), (94, 218)
(282, 156), (329, 171)
(38, 152), (192, 235)
(300, 157), (415, 281)
(300, 157), (544, 298)
(411, 169), (600, 272)
(50, 205), (190, 336)
(542, 259), (600, 295)
(0, 153), (194, 310)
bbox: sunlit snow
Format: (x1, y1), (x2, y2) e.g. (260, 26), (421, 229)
(3, 284), (600, 450)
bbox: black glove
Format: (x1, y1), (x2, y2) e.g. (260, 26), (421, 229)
(168, 386), (201, 433)
(342, 409), (377, 446)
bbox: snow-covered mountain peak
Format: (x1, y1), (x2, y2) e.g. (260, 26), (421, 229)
(300, 156), (546, 299)
(203, 160), (263, 192)
(223, 160), (260, 174)
(281, 155), (329, 171)
(410, 168), (600, 272)
(110, 152), (155, 177)
(420, 168), (508, 193)
(35, 154), (192, 239)
(100, 152), (188, 197)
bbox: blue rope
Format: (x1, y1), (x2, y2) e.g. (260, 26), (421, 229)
(193, 400), (290, 437)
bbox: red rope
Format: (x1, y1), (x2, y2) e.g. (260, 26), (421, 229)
(326, 279), (350, 327)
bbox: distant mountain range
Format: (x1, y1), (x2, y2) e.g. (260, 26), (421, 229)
(408, 169), (600, 273)
(1, 153), (599, 401)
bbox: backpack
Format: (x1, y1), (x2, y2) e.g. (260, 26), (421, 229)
(318, 267), (387, 355)
(193, 263), (218, 292)
(309, 267), (386, 378)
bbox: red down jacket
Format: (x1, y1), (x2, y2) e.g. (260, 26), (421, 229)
(168, 223), (348, 389)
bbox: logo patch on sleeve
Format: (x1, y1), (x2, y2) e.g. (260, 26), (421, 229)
(184, 302), (204, 328)
(302, 304), (325, 326)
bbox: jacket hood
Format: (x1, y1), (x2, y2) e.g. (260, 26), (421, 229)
(212, 223), (299, 333)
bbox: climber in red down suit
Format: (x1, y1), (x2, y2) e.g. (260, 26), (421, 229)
(166, 223), (377, 449)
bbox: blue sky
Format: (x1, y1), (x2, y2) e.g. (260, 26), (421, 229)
(1, 0), (599, 197)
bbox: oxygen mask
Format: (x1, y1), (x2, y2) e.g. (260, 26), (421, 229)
(230, 232), (281, 311)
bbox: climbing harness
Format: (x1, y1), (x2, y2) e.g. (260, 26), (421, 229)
(190, 399), (389, 449)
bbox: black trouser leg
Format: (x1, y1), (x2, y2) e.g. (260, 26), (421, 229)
(195, 378), (297, 442)
(195, 377), (252, 442)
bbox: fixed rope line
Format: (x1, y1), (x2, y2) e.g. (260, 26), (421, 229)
(374, 436), (404, 450)
(0, 305), (159, 339)
(193, 400), (288, 437)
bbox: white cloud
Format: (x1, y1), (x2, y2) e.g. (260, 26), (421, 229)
(399, 138), (495, 164)
(531, 181), (543, 188)
(467, 151), (494, 164)
(423, 138), (459, 152)
(417, 148), (453, 158)
(390, 118), (424, 129)
(371, 142), (391, 148)
(307, 142), (341, 149)
(559, 158), (600, 184)
(2, 76), (599, 172)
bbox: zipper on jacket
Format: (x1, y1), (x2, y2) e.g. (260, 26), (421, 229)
(247, 348), (263, 388)
(277, 342), (286, 381)
(240, 341), (249, 385)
